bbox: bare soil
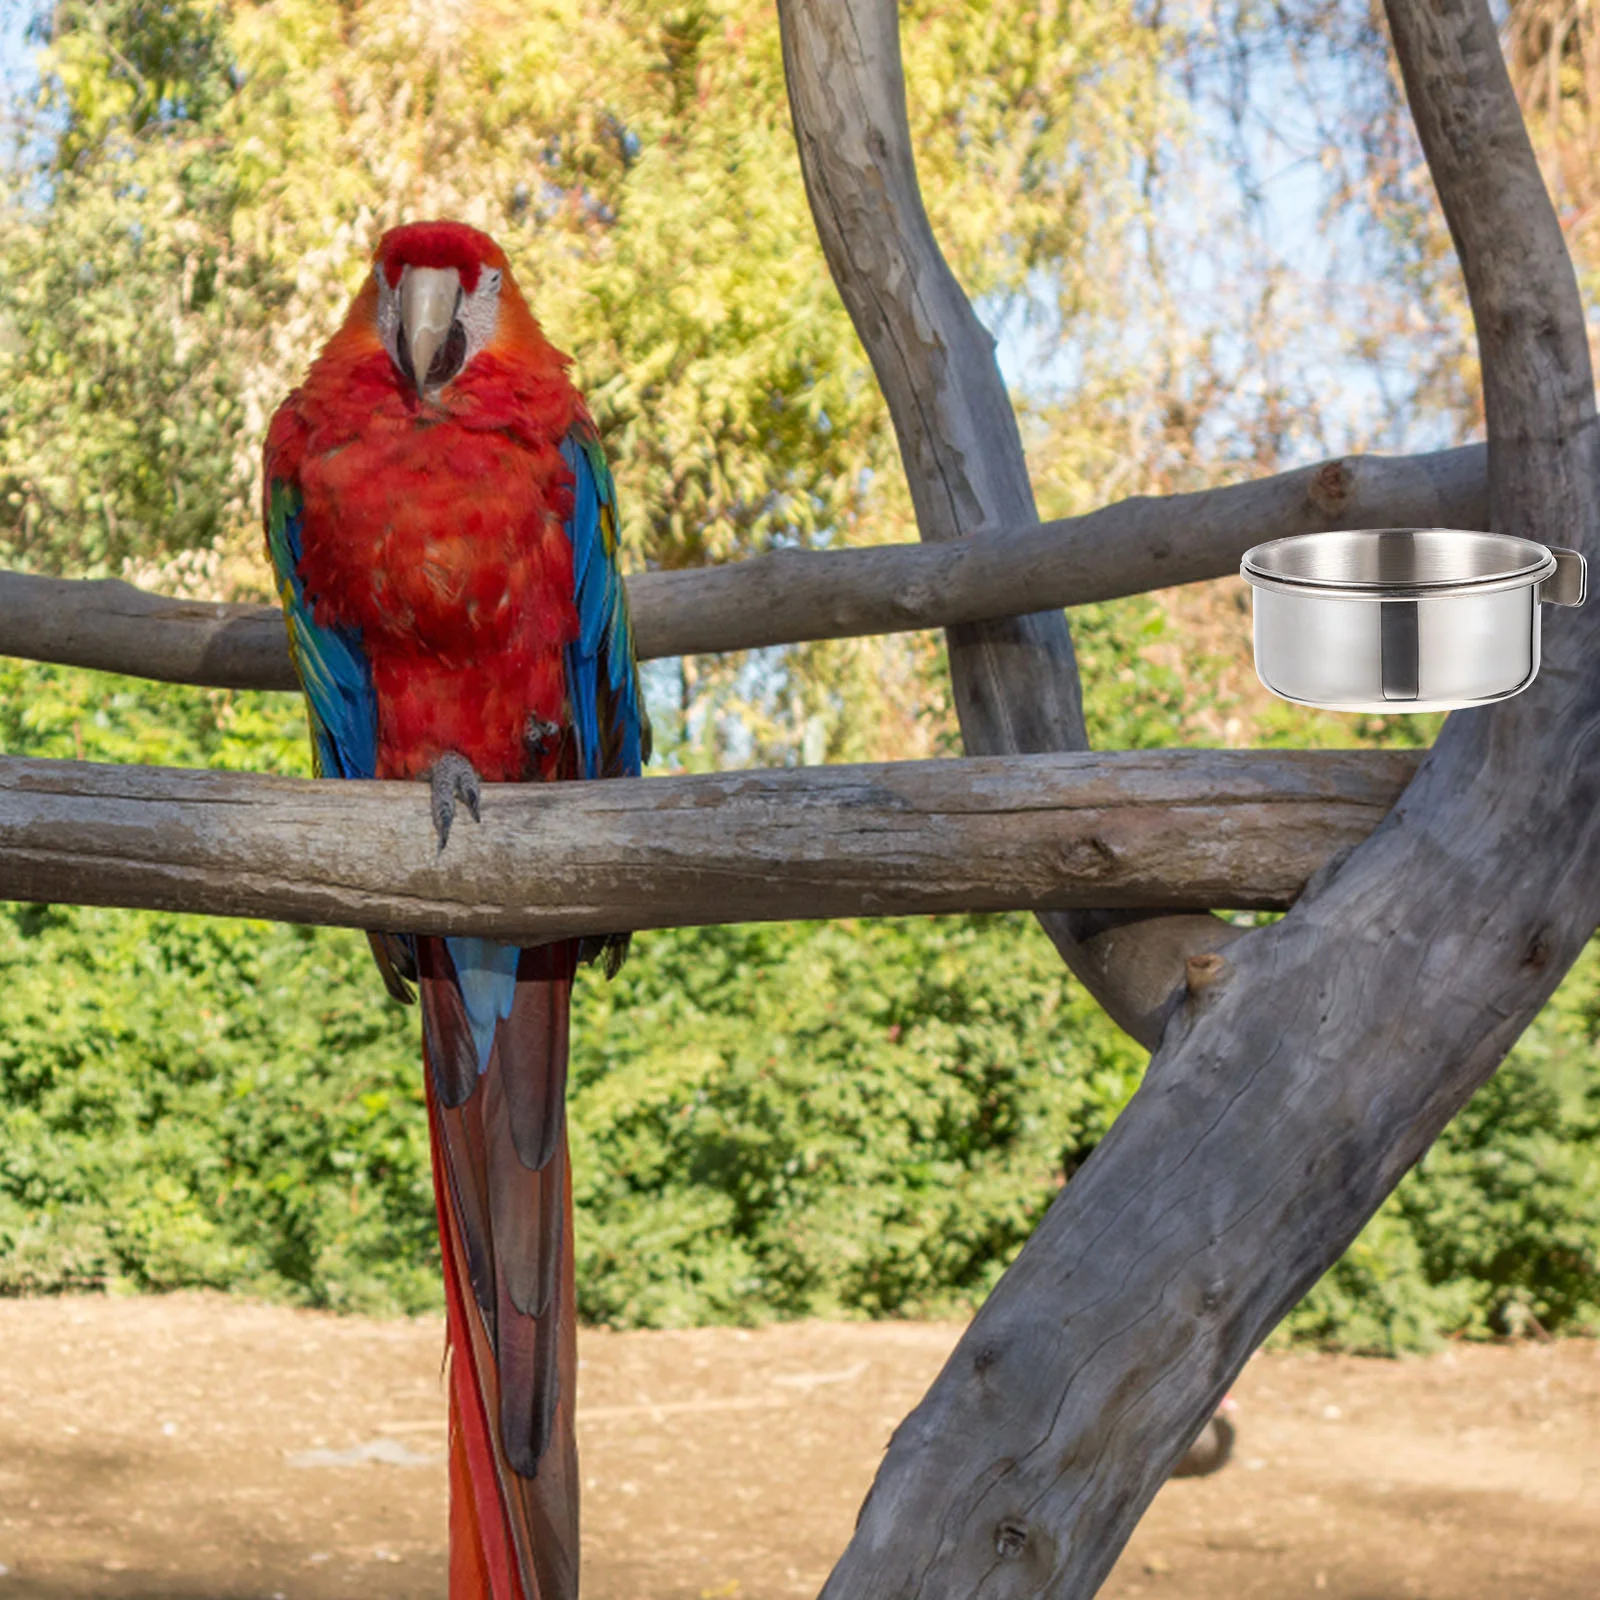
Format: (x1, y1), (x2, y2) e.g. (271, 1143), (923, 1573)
(0, 1294), (1595, 1598)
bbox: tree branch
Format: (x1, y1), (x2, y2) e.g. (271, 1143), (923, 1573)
(0, 444), (1488, 692)
(812, 2), (1600, 1596)
(0, 749), (1411, 936)
(775, 0), (1302, 1044)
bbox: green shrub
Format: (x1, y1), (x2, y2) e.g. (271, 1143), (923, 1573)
(568, 916), (1144, 1324)
(0, 662), (437, 1310)
(0, 903), (437, 1311)
(0, 660), (1595, 1347)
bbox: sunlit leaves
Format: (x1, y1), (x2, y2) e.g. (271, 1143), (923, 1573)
(0, 0), (1188, 762)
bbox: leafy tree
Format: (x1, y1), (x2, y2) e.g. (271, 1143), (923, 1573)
(0, 0), (1191, 760)
(0, 0), (1593, 1350)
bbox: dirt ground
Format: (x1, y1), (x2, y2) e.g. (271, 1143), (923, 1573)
(0, 1296), (1595, 1598)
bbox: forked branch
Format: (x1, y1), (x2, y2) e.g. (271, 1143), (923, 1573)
(807, 0), (1600, 1595)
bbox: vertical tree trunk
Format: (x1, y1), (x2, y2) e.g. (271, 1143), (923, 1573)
(777, 0), (1246, 1045)
(800, 0), (1600, 1595)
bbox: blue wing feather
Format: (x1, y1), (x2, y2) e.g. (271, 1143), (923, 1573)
(264, 477), (379, 782)
(266, 473), (427, 1005)
(559, 425), (645, 782)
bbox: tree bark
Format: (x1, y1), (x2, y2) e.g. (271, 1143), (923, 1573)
(641, 445), (1483, 659)
(811, 1), (1600, 1596)
(776, 0), (1237, 1043)
(0, 444), (1486, 692)
(0, 749), (1411, 938)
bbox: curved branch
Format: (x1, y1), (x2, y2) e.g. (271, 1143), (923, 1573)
(812, 0), (1600, 1594)
(0, 444), (1487, 691)
(0, 749), (1411, 934)
(776, 0), (1257, 1043)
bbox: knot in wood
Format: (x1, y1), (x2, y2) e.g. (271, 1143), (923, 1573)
(1185, 951), (1228, 998)
(1058, 833), (1118, 879)
(1308, 459), (1354, 515)
(971, 1339), (1004, 1378)
(892, 579), (938, 620)
(994, 1519), (1029, 1560)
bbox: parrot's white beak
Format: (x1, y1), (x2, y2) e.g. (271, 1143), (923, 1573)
(399, 266), (464, 395)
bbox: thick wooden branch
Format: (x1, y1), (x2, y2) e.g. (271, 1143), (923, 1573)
(0, 445), (1487, 692)
(644, 443), (1483, 656)
(815, 2), (1600, 1597)
(0, 749), (1413, 934)
(776, 0), (1266, 1046)
(0, 573), (301, 692)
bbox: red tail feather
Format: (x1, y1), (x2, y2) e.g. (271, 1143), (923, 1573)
(424, 942), (580, 1600)
(448, 1388), (498, 1597)
(430, 1079), (529, 1597)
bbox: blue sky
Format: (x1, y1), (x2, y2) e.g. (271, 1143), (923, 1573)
(0, 5), (28, 89)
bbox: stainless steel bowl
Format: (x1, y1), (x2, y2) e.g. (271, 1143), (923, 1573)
(1240, 528), (1586, 713)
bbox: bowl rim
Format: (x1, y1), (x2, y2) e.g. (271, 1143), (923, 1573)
(1241, 527), (1555, 600)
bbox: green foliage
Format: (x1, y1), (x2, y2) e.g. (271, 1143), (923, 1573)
(1073, 597), (1196, 751)
(568, 916), (1144, 1325)
(0, 1), (266, 575)
(0, 902), (436, 1311)
(0, 667), (1593, 1347)
(0, 661), (430, 1308)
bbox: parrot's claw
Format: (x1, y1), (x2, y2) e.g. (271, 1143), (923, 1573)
(430, 752), (483, 852)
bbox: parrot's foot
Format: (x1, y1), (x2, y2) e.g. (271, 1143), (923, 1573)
(430, 752), (483, 852)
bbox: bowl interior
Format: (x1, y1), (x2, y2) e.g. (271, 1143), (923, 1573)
(1245, 528), (1550, 590)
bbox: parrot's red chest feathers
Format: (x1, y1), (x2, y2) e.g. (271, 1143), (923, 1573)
(267, 224), (587, 783)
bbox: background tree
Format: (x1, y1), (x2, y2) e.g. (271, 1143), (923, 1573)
(0, 0), (1593, 1373)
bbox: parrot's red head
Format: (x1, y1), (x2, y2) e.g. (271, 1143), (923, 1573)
(339, 219), (555, 400)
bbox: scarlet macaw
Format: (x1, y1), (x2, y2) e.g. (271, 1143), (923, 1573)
(263, 220), (646, 1599)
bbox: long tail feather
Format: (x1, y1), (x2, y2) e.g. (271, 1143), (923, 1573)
(424, 938), (580, 1600)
